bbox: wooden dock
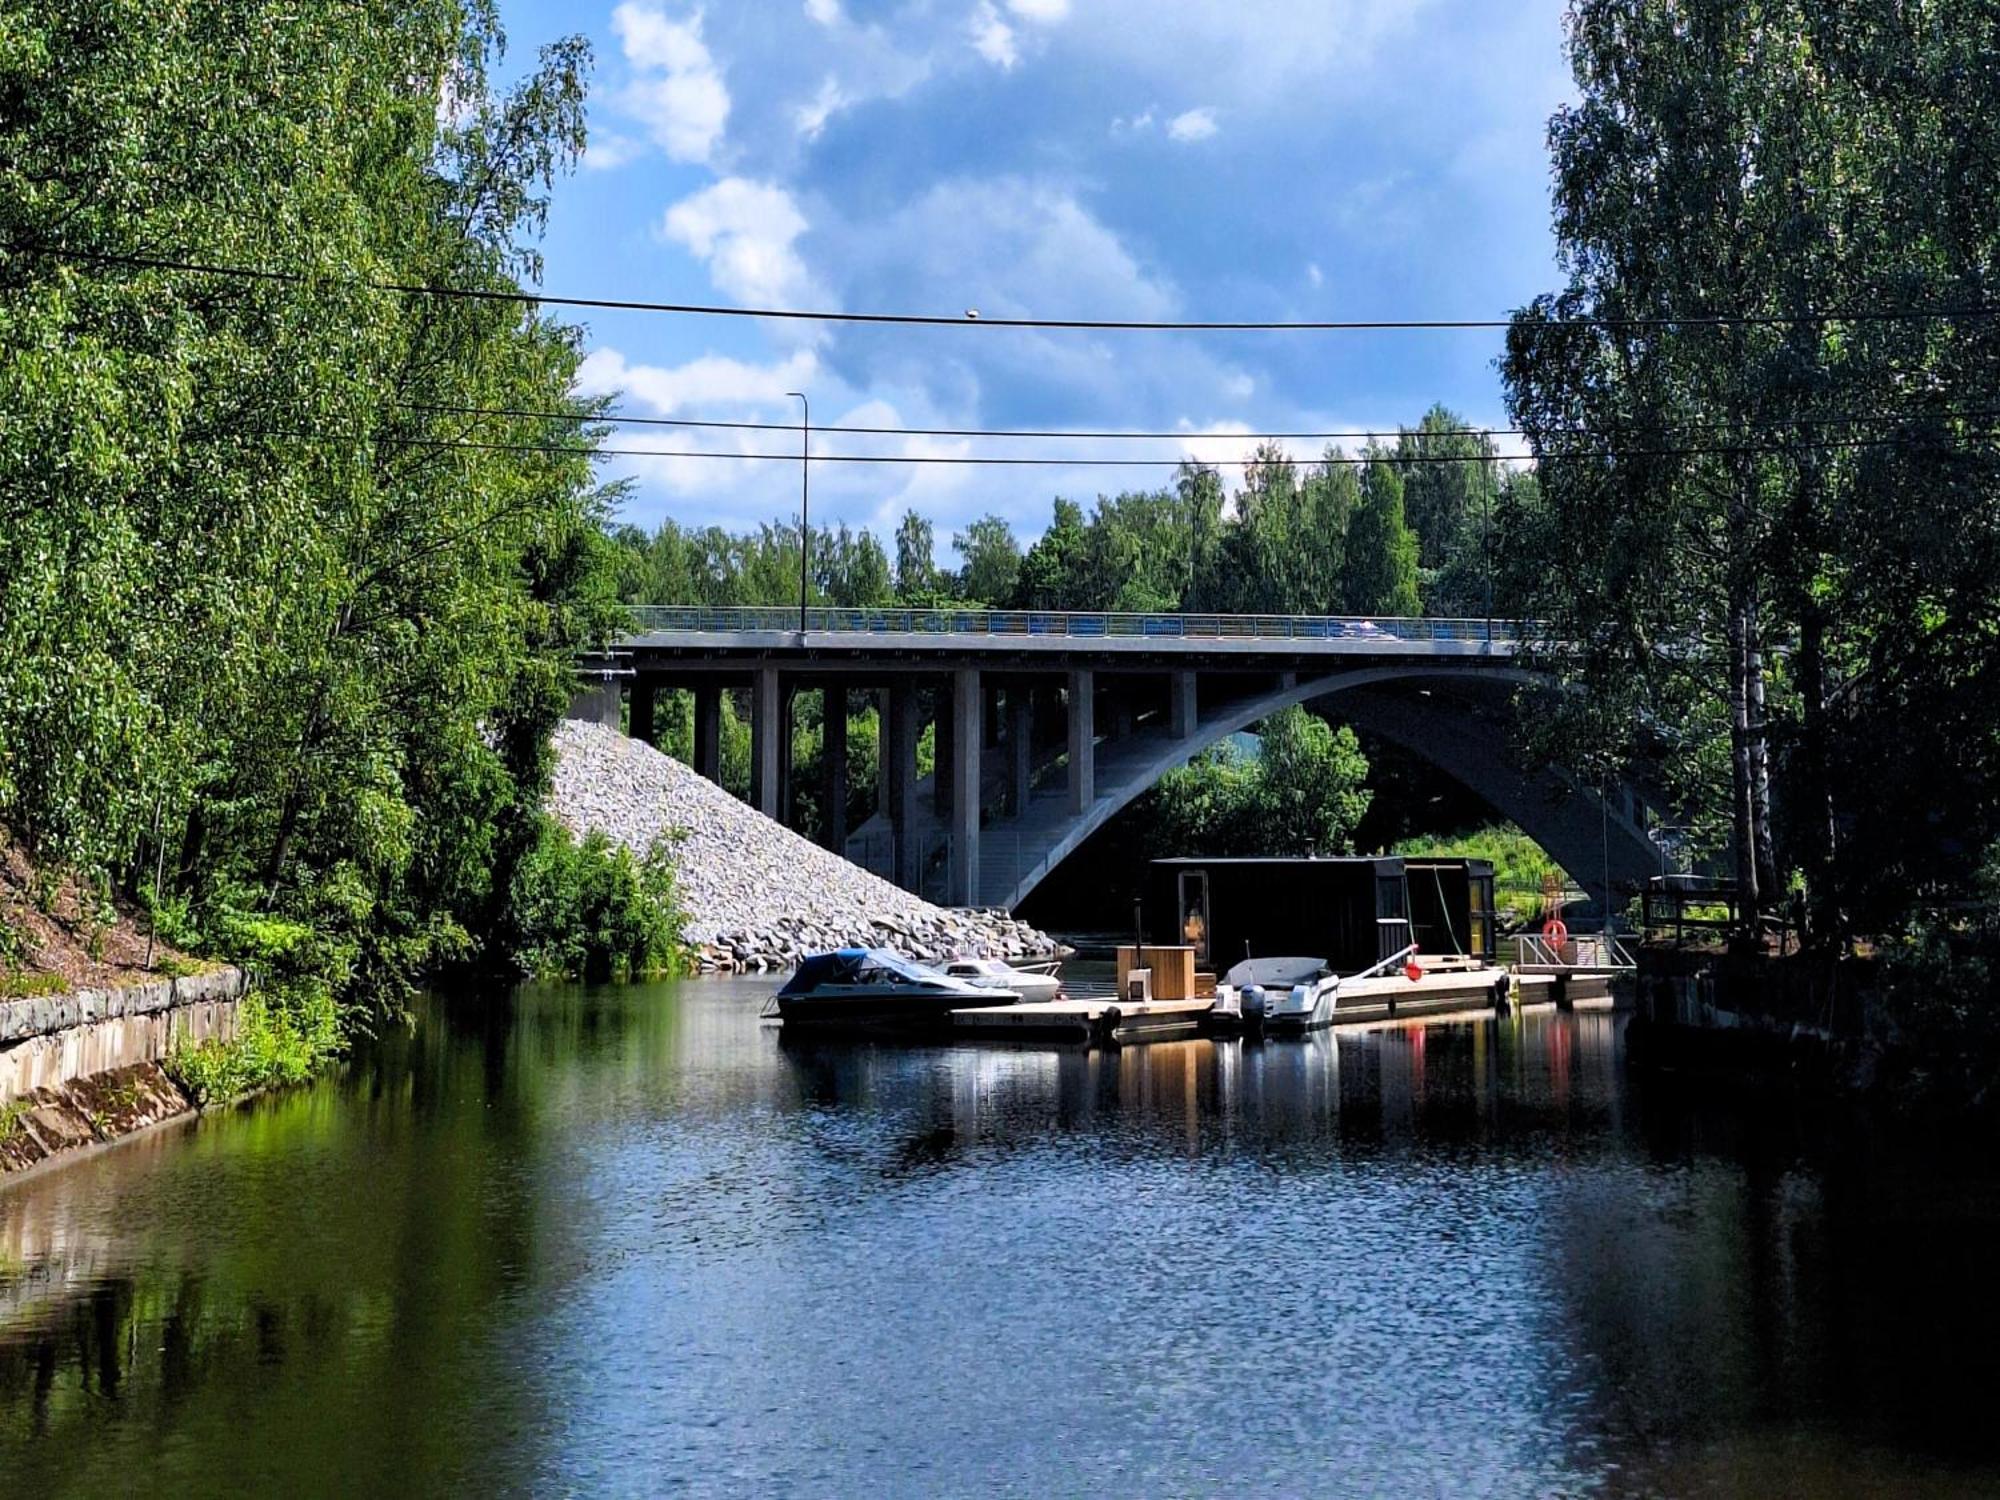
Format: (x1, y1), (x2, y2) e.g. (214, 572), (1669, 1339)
(1329, 966), (1512, 1025)
(951, 996), (1213, 1043)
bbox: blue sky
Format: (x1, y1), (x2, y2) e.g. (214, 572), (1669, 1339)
(496, 0), (1576, 549)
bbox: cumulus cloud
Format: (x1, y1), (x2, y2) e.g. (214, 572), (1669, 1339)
(611, 3), (730, 164)
(581, 129), (645, 172)
(795, 75), (849, 139)
(576, 345), (821, 415)
(969, 2), (1018, 68)
(1166, 107), (1219, 142)
(804, 0), (842, 22)
(660, 178), (825, 309)
(1007, 0), (1070, 20)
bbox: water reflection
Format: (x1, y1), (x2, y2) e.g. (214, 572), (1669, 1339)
(0, 982), (1995, 1496)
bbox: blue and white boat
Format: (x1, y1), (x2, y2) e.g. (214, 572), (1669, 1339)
(771, 948), (1020, 1032)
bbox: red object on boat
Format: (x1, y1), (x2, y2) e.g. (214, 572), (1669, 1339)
(1404, 960), (1425, 983)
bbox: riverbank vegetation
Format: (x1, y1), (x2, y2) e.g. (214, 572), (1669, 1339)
(1498, 0), (2000, 988)
(0, 2), (685, 1079)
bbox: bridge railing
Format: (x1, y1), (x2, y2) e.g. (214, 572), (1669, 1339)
(623, 604), (1525, 643)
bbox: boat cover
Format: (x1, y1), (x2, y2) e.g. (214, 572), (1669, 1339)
(1225, 955), (1330, 989)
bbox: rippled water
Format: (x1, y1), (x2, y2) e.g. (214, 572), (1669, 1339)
(1, 980), (1997, 1497)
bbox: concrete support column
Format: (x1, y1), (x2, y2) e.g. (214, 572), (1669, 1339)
(1170, 670), (1198, 740)
(1008, 688), (1034, 816)
(1067, 668), (1095, 815)
(778, 684), (796, 824)
(823, 681), (849, 851)
(950, 668), (982, 906)
(889, 682), (921, 891)
(629, 678), (657, 745)
(750, 667), (782, 818)
(934, 685), (954, 817)
(875, 688), (893, 822)
(693, 685), (722, 783)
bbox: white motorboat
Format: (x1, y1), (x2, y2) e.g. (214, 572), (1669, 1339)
(940, 957), (1063, 1004)
(1211, 955), (1340, 1033)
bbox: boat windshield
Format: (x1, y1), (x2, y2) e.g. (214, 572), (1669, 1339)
(778, 948), (943, 995)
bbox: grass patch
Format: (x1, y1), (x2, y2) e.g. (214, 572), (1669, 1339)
(1394, 823), (1572, 921)
(163, 985), (342, 1110)
(0, 970), (64, 1000)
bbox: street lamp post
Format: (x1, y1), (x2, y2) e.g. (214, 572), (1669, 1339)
(788, 391), (809, 633)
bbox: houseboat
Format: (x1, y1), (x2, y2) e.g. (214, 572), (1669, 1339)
(1145, 855), (1511, 1032)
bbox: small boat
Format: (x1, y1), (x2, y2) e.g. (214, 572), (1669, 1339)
(1210, 955), (1339, 1033)
(771, 948), (1019, 1033)
(939, 957), (1063, 1004)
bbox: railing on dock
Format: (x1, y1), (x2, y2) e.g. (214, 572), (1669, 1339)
(1512, 931), (1638, 972)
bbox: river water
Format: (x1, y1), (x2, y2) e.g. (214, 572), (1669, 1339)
(1, 980), (1996, 1497)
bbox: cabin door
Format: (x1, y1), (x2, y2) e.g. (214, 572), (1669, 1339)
(1177, 871), (1211, 964)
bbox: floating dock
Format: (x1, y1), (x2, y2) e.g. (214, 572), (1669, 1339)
(1328, 965), (1512, 1025)
(951, 996), (1213, 1043)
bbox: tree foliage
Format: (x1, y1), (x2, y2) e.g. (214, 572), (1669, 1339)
(1502, 0), (2000, 941)
(0, 1), (680, 1020)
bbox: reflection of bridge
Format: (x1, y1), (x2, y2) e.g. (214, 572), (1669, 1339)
(572, 606), (1662, 911)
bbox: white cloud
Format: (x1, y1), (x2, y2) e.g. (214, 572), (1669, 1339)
(611, 4), (730, 164)
(582, 129), (645, 172)
(1007, 0), (1070, 20)
(660, 178), (824, 308)
(970, 2), (1018, 68)
(1166, 107), (1219, 142)
(795, 76), (849, 139)
(576, 346), (820, 415)
(1306, 261), (1323, 287)
(804, 0), (842, 22)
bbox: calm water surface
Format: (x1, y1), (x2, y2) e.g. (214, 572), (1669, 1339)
(2, 980), (1997, 1497)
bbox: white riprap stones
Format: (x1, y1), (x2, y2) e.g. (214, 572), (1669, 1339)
(548, 721), (1064, 973)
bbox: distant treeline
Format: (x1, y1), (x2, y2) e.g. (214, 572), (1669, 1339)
(608, 412), (1538, 621)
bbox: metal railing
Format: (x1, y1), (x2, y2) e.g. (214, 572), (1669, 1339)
(623, 604), (1526, 644)
(1512, 931), (1638, 972)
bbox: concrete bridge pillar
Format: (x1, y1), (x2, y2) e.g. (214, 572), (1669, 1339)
(889, 681), (921, 891)
(693, 685), (722, 784)
(629, 678), (656, 746)
(950, 668), (982, 906)
(751, 667), (782, 818)
(823, 681), (848, 851)
(1170, 670), (1197, 740)
(934, 683), (954, 817)
(1067, 668), (1095, 814)
(1008, 688), (1034, 816)
(875, 688), (892, 826)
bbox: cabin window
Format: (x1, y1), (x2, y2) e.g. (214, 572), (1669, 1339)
(1177, 870), (1211, 962)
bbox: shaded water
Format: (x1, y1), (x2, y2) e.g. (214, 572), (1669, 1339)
(1, 980), (1997, 1497)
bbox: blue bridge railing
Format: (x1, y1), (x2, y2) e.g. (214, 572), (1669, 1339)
(621, 605), (1524, 644)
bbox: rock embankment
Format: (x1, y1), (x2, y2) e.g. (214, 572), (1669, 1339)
(549, 722), (1063, 972)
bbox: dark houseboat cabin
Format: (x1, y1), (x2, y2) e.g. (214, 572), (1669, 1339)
(1146, 854), (1497, 973)
(1147, 856), (1412, 973)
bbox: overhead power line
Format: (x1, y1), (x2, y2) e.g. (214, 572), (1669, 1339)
(23, 245), (2000, 333)
(407, 398), (2000, 445)
(210, 425), (2000, 468)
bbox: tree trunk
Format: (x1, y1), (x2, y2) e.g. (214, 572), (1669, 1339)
(1746, 591), (1780, 905)
(1726, 586), (1761, 924)
(1798, 602), (1841, 947)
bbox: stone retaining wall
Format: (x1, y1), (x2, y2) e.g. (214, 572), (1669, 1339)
(0, 968), (244, 1105)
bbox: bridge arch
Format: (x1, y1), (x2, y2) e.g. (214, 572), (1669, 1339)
(980, 666), (1660, 912)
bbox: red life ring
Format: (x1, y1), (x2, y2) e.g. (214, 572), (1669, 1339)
(1542, 917), (1569, 943)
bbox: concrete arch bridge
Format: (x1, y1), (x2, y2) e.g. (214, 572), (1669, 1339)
(572, 606), (1663, 913)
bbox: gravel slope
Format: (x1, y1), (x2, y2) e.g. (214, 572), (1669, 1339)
(549, 722), (1061, 971)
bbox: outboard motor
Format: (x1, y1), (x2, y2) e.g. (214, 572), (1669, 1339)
(1239, 985), (1269, 1033)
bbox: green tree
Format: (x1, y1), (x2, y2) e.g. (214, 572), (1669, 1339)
(953, 515), (1021, 605)
(893, 509), (936, 598)
(1340, 454), (1421, 616)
